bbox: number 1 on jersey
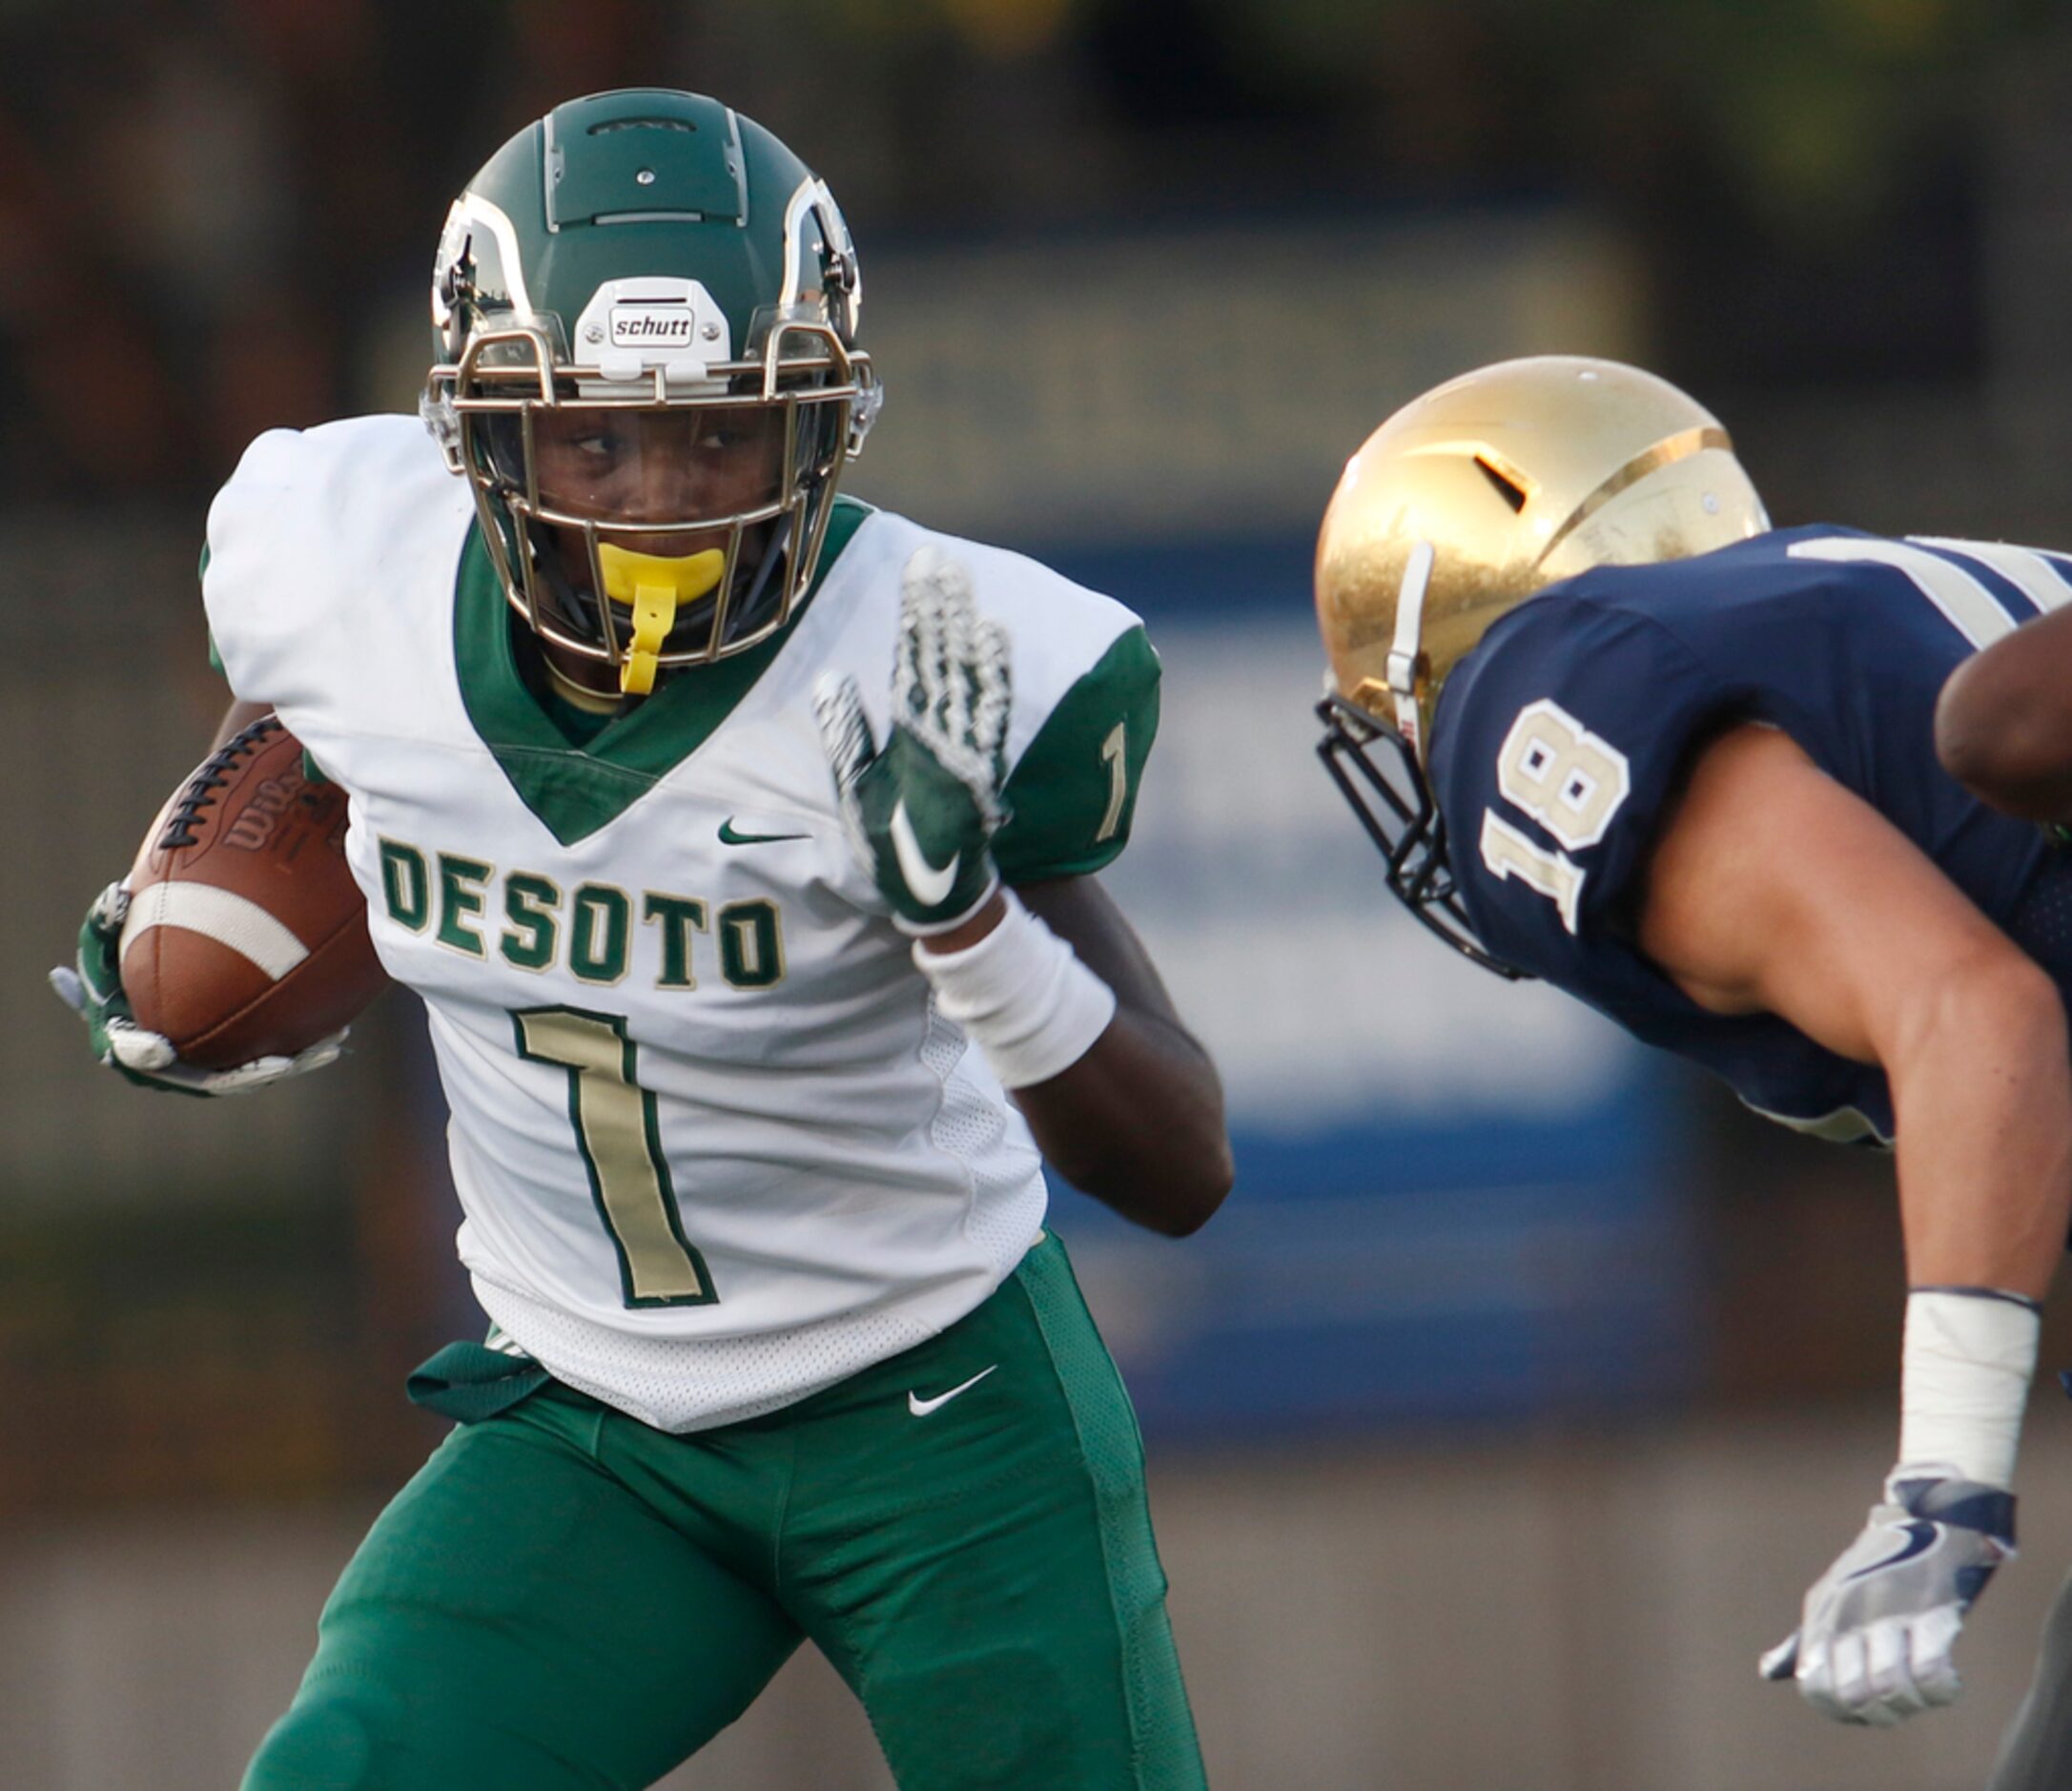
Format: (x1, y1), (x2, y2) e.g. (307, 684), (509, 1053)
(1096, 721), (1128, 845)
(513, 1007), (718, 1307)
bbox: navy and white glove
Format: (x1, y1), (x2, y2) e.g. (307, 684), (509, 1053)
(814, 546), (1011, 935)
(1760, 1464), (2016, 1725)
(49, 880), (346, 1097)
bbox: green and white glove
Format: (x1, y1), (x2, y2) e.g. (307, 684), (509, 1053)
(815, 546), (1012, 935)
(49, 879), (346, 1097)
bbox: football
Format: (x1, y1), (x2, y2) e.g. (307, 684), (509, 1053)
(120, 715), (385, 1068)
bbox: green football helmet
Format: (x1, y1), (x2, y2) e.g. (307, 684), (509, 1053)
(422, 89), (880, 693)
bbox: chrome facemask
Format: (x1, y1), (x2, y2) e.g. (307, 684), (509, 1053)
(427, 307), (876, 689)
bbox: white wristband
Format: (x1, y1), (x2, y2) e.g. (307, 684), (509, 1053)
(1898, 1287), (2040, 1489)
(913, 890), (1117, 1089)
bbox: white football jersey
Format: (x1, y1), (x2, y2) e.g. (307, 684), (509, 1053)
(202, 415), (1159, 1431)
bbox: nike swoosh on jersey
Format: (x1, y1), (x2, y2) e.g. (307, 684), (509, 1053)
(890, 798), (958, 906)
(908, 1364), (997, 1417)
(1844, 1520), (1941, 1580)
(718, 819), (810, 846)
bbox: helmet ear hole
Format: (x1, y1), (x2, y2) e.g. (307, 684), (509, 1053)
(1474, 456), (1528, 513)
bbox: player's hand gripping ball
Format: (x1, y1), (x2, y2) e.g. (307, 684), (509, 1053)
(1759, 1465), (2016, 1726)
(815, 546), (1011, 935)
(50, 716), (384, 1095)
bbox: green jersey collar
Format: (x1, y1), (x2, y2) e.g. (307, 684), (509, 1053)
(454, 497), (872, 846)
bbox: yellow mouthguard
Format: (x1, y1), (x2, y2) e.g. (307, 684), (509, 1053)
(596, 545), (727, 695)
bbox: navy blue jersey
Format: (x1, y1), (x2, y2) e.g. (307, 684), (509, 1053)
(1429, 525), (2072, 1143)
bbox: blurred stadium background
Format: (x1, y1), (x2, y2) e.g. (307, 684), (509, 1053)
(8, 2), (2072, 1785)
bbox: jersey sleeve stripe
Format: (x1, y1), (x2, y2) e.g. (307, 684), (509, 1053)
(1788, 537), (2019, 650)
(1910, 538), (2072, 618)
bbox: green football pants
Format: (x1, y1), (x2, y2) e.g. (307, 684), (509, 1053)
(242, 1233), (1205, 1790)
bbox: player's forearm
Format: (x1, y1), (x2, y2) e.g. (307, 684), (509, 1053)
(1937, 609), (2072, 822)
(899, 914), (1227, 1232)
(1890, 952), (2072, 1299)
(918, 882), (1233, 1236)
(1013, 1012), (1233, 1236)
(1877, 958), (2063, 1500)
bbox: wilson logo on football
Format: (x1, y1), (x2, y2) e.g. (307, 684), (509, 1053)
(223, 776), (304, 852)
(609, 307), (697, 347)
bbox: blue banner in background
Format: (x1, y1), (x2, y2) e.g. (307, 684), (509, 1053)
(1037, 535), (1700, 1440)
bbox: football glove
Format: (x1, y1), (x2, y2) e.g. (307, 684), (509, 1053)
(814, 546), (1011, 935)
(1760, 1463), (2016, 1726)
(49, 880), (347, 1097)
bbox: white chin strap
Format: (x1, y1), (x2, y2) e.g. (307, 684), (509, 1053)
(1385, 540), (1434, 753)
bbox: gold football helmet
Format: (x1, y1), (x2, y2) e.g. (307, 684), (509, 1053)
(1314, 355), (1769, 972)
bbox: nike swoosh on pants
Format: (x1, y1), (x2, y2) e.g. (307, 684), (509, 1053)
(908, 1365), (997, 1417)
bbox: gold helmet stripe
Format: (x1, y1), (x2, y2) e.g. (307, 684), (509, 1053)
(1533, 425), (1734, 570)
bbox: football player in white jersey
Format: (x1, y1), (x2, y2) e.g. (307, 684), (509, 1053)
(53, 89), (1230, 1790)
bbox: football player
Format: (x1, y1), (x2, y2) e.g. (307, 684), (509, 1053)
(52, 90), (1231, 1790)
(1313, 356), (2072, 1738)
(1934, 575), (2072, 1787)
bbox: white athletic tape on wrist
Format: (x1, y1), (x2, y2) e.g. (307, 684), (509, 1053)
(1898, 1287), (2040, 1490)
(913, 891), (1117, 1089)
